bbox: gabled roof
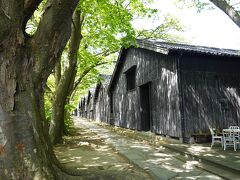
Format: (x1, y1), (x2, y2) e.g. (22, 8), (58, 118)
(93, 74), (112, 102)
(108, 39), (240, 92)
(79, 75), (112, 106)
(89, 88), (95, 95)
(137, 39), (240, 57)
(82, 97), (86, 106)
(86, 88), (95, 104)
(99, 74), (112, 87)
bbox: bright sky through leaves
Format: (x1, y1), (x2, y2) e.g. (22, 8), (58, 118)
(132, 0), (240, 49)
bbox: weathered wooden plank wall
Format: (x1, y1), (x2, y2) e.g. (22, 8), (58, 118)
(180, 55), (240, 137)
(112, 47), (182, 137)
(87, 90), (95, 119)
(79, 97), (86, 118)
(83, 96), (88, 118)
(94, 85), (110, 123)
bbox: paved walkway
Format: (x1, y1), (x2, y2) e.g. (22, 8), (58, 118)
(74, 117), (233, 179)
(111, 126), (240, 179)
(120, 128), (240, 179)
(55, 119), (151, 180)
(163, 140), (240, 179)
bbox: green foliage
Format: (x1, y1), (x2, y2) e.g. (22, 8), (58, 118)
(44, 97), (52, 122)
(174, 0), (212, 12)
(72, 0), (187, 108)
(44, 74), (55, 123)
(72, 0), (155, 102)
(71, 68), (101, 104)
(136, 14), (186, 42)
(42, 0), (186, 134)
(64, 104), (75, 133)
(79, 0), (136, 53)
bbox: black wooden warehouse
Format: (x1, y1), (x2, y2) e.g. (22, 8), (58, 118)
(80, 97), (86, 117)
(78, 96), (87, 118)
(108, 39), (240, 142)
(93, 75), (111, 124)
(78, 75), (111, 124)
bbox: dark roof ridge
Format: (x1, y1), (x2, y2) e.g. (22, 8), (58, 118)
(108, 39), (240, 93)
(137, 39), (240, 57)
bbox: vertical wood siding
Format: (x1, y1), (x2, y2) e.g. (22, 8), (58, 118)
(94, 84), (110, 123)
(181, 55), (240, 137)
(86, 91), (94, 119)
(80, 97), (87, 118)
(83, 46), (240, 140)
(112, 47), (181, 137)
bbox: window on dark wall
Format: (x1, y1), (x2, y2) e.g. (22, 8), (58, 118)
(125, 66), (136, 91)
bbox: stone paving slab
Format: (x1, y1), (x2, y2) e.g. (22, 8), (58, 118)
(88, 118), (240, 179)
(75, 118), (223, 180)
(165, 143), (240, 172)
(94, 120), (240, 179)
(55, 121), (152, 180)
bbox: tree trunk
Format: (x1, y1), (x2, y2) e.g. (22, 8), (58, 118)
(0, 44), (56, 179)
(55, 60), (62, 87)
(49, 10), (83, 144)
(0, 0), (79, 178)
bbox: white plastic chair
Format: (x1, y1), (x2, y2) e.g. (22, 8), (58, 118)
(222, 129), (237, 151)
(229, 126), (240, 148)
(209, 128), (222, 148)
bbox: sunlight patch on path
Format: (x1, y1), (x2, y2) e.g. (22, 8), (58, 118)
(74, 118), (223, 180)
(54, 119), (151, 180)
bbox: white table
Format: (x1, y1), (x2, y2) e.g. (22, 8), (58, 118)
(223, 129), (240, 133)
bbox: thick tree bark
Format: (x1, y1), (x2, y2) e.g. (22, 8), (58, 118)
(55, 60), (62, 87)
(210, 0), (240, 28)
(49, 10), (83, 144)
(0, 37), (55, 179)
(0, 0), (79, 178)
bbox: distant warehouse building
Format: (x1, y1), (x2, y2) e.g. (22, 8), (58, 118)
(78, 75), (111, 124)
(108, 39), (240, 142)
(94, 75), (112, 124)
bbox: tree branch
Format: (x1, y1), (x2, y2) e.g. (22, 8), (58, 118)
(210, 0), (240, 28)
(31, 0), (79, 82)
(65, 9), (84, 100)
(68, 10), (84, 64)
(45, 83), (53, 94)
(55, 60), (61, 87)
(71, 62), (108, 94)
(34, 0), (79, 42)
(94, 49), (118, 57)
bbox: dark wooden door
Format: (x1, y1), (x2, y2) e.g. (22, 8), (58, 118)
(140, 83), (152, 131)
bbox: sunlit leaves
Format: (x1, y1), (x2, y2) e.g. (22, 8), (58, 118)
(79, 0), (159, 53)
(25, 0), (47, 35)
(74, 0), (186, 102)
(136, 14), (185, 42)
(74, 0), (159, 98)
(44, 0), (185, 127)
(175, 0), (212, 12)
